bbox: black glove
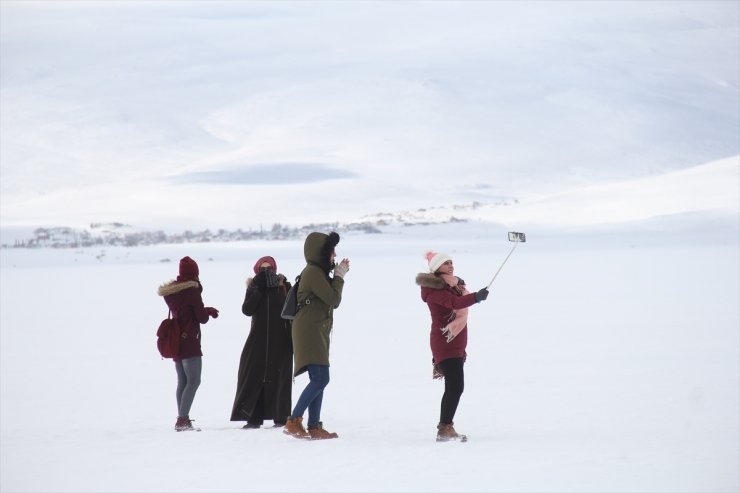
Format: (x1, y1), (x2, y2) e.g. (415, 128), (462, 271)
(475, 288), (489, 303)
(265, 271), (280, 288)
(253, 271), (267, 289)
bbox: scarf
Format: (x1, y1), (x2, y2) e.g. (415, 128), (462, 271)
(439, 273), (469, 343)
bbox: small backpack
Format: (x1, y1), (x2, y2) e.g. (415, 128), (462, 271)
(157, 309), (182, 358)
(280, 275), (301, 320)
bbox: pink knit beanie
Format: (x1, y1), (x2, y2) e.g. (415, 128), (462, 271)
(425, 250), (452, 273)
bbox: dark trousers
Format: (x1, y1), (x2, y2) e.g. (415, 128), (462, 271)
(438, 357), (465, 424)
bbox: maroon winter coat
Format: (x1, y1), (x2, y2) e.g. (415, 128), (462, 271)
(416, 273), (478, 364)
(157, 280), (213, 360)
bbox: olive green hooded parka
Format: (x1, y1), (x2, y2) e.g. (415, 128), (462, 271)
(291, 232), (345, 377)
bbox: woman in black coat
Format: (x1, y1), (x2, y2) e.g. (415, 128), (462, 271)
(231, 255), (294, 428)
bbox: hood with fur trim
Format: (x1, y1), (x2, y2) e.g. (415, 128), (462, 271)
(416, 273), (465, 289)
(304, 231), (340, 274)
(416, 273), (466, 303)
(157, 280), (200, 297)
(415, 272), (447, 289)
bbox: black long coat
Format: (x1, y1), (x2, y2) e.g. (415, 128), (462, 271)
(230, 276), (293, 423)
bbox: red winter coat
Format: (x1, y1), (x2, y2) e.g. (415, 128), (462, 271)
(157, 280), (212, 360)
(416, 273), (478, 364)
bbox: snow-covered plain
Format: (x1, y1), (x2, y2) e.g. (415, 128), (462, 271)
(1, 221), (739, 493)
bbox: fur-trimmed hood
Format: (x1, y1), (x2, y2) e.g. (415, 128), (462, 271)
(157, 280), (200, 297)
(416, 273), (466, 289)
(415, 272), (447, 289)
(304, 231), (340, 274)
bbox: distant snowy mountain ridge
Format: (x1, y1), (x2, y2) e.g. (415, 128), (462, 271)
(2, 200), (518, 249)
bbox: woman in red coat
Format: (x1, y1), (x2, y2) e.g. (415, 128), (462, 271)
(416, 251), (489, 442)
(158, 256), (219, 432)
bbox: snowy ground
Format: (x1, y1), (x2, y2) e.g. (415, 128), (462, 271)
(1, 222), (738, 493)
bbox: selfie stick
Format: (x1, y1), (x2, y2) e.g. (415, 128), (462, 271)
(486, 232), (526, 289)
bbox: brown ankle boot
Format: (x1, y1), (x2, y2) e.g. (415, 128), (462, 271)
(308, 422), (338, 440)
(283, 416), (310, 439)
(436, 422), (467, 442)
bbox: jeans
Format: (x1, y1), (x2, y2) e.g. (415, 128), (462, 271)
(438, 357), (464, 424)
(175, 356), (202, 418)
(291, 364), (330, 427)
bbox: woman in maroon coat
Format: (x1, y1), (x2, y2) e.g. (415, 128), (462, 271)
(416, 251), (489, 442)
(158, 256), (219, 432)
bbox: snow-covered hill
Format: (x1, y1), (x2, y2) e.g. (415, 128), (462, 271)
(3, 155), (737, 249)
(1, 2), (738, 231)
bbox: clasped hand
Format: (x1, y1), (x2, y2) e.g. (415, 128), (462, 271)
(334, 258), (350, 278)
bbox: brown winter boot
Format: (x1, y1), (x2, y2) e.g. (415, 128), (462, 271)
(283, 416), (310, 439)
(308, 422), (339, 440)
(175, 416), (200, 432)
(436, 422), (467, 442)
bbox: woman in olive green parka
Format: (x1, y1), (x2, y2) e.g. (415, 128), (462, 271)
(283, 231), (350, 440)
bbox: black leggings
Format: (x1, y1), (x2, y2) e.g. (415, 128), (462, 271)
(438, 357), (465, 425)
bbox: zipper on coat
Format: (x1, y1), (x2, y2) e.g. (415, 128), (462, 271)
(263, 293), (269, 384)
